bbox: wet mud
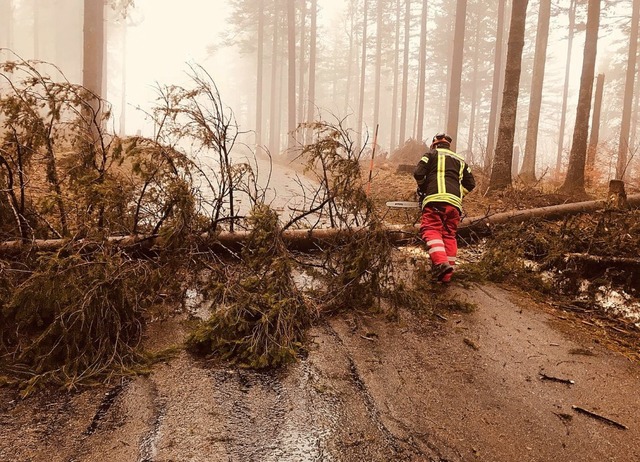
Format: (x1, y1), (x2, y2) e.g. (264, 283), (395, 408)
(1, 284), (640, 461)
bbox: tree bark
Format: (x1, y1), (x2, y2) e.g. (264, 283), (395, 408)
(4, 194), (640, 256)
(485, 0), (507, 169)
(389, 0), (401, 154)
(520, 0), (551, 184)
(446, 0), (467, 151)
(287, 0), (296, 151)
(357, 0), (369, 149)
(586, 73), (604, 170)
(256, 0), (265, 148)
(398, 0), (411, 147)
(616, 0), (639, 180)
(488, 0), (529, 192)
(467, 24), (481, 159)
(416, 0), (428, 142)
(269, 3), (280, 156)
(556, 0), (577, 175)
(559, 0), (600, 197)
(305, 0), (317, 145)
(297, 0), (306, 129)
(83, 0), (104, 100)
(373, 0), (383, 128)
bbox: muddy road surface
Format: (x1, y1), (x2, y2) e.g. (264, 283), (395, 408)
(1, 284), (639, 461)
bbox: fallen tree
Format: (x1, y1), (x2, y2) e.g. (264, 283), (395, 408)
(1, 194), (639, 256)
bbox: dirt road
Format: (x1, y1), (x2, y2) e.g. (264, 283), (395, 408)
(1, 283), (639, 461)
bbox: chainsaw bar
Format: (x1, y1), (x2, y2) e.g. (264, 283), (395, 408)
(386, 201), (420, 209)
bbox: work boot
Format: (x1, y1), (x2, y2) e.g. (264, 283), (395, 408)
(432, 262), (454, 281)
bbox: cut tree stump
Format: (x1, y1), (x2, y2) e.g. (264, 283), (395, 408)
(607, 179), (629, 210)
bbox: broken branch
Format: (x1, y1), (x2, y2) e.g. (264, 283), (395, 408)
(571, 405), (628, 430)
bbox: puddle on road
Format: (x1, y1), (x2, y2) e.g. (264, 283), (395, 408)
(184, 288), (213, 320)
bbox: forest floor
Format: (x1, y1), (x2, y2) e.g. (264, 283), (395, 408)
(1, 162), (639, 462)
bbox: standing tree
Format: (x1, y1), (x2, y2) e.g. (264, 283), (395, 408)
(520, 0), (551, 183)
(488, 0), (529, 192)
(389, 0), (401, 153)
(416, 0), (428, 142)
(484, 0), (507, 169)
(83, 0), (104, 101)
(287, 0), (296, 150)
(616, 0), (639, 180)
(373, 0), (383, 129)
(256, 0), (265, 148)
(305, 0), (317, 144)
(556, 0), (577, 175)
(398, 0), (411, 146)
(586, 73), (604, 170)
(559, 0), (600, 196)
(446, 0), (467, 151)
(1, 0), (14, 56)
(269, 2), (280, 156)
(297, 0), (306, 127)
(357, 0), (369, 148)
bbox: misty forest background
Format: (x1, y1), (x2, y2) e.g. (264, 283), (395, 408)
(1, 0), (639, 199)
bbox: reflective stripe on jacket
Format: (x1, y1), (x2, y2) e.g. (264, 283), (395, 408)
(413, 147), (476, 211)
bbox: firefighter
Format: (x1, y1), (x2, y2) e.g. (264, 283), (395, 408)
(414, 133), (476, 282)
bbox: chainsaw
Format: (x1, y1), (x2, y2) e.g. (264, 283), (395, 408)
(385, 201), (420, 209)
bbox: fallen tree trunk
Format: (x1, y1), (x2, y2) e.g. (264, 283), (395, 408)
(563, 253), (640, 267)
(1, 194), (639, 256)
(457, 193), (640, 239)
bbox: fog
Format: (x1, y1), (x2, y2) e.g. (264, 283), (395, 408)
(0, 0), (637, 181)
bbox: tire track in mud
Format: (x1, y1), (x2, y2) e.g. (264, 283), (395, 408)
(136, 388), (165, 462)
(209, 360), (339, 462)
(323, 322), (431, 461)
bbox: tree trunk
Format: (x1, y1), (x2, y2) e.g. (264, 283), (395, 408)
(269, 4), (280, 156)
(0, 1), (13, 56)
(416, 0), (428, 142)
(520, 0), (551, 184)
(345, 2), (356, 115)
(559, 0), (600, 197)
(83, 0), (104, 100)
(586, 73), (604, 170)
(305, 0), (317, 144)
(467, 24), (481, 159)
(488, 0), (529, 192)
(297, 0), (306, 129)
(607, 179), (628, 210)
(512, 144), (520, 179)
(373, 0), (383, 128)
(357, 0), (369, 149)
(556, 0), (577, 175)
(485, 0), (507, 169)
(390, 0), (401, 154)
(5, 194), (640, 256)
(616, 0), (639, 180)
(446, 0), (467, 151)
(256, 0), (265, 148)
(287, 0), (296, 151)
(398, 0), (411, 147)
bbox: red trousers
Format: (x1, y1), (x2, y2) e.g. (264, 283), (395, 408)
(419, 203), (460, 269)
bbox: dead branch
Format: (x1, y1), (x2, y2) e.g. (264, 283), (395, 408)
(571, 405), (628, 430)
(539, 372), (575, 385)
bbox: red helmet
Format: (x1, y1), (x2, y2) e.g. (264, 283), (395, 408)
(431, 132), (452, 148)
